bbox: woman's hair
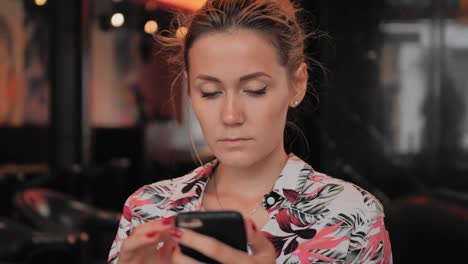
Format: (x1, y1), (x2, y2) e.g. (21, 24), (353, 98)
(156, 0), (326, 158)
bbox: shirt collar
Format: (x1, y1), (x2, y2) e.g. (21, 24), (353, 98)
(170, 154), (313, 209)
(270, 154), (314, 202)
(169, 159), (218, 211)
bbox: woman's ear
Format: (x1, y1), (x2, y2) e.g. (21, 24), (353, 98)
(289, 62), (308, 108)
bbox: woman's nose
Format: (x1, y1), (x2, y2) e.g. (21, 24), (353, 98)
(221, 95), (245, 126)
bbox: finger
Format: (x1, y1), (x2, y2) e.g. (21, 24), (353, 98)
(157, 241), (178, 263)
(121, 217), (176, 258)
(131, 216), (175, 236)
(245, 219), (275, 257)
(170, 228), (249, 264)
(172, 246), (203, 264)
(120, 231), (162, 255)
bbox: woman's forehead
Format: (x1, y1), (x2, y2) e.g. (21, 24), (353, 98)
(188, 30), (284, 77)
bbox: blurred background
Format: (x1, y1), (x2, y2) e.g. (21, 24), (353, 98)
(0, 0), (467, 263)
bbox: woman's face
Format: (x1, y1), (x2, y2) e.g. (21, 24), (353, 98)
(188, 29), (303, 168)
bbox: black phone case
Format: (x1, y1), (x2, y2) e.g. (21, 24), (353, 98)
(175, 211), (247, 264)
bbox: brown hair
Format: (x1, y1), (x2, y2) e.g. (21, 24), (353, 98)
(157, 0), (326, 157)
(158, 0), (324, 84)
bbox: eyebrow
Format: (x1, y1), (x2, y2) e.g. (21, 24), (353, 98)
(195, 72), (272, 83)
(239, 72), (272, 82)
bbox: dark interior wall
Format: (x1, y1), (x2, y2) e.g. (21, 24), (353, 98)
(301, 0), (468, 199)
(299, 0), (406, 199)
(0, 0), (84, 169)
(49, 0), (85, 170)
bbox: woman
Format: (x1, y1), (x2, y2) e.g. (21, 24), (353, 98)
(109, 0), (392, 263)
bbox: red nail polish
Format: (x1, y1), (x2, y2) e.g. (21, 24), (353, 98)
(170, 229), (183, 239)
(162, 217), (174, 225)
(146, 231), (158, 238)
(249, 220), (257, 232)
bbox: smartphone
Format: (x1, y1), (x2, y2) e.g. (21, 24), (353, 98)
(175, 211), (248, 264)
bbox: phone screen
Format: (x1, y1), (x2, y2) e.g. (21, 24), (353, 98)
(175, 211), (248, 264)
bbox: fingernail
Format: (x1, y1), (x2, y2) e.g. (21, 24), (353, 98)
(171, 246), (177, 254)
(162, 217), (174, 225)
(170, 229), (183, 239)
(146, 231), (158, 238)
(249, 220), (257, 232)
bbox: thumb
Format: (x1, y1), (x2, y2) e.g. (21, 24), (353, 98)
(245, 219), (276, 257)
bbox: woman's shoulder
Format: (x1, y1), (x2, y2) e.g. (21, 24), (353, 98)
(302, 170), (385, 218)
(124, 163), (209, 207)
(284, 155), (384, 217)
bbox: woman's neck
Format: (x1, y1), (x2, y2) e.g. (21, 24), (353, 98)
(212, 147), (289, 199)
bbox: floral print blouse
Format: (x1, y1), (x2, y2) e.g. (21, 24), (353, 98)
(108, 154), (392, 263)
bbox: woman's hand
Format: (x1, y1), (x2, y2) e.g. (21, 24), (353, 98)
(171, 219), (276, 264)
(118, 217), (177, 264)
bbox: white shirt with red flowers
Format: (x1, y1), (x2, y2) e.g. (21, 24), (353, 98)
(108, 154), (392, 263)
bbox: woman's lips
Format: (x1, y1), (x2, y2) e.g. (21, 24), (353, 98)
(218, 138), (252, 147)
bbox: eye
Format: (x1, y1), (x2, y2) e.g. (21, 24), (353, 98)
(245, 86), (267, 96)
(201, 91), (222, 98)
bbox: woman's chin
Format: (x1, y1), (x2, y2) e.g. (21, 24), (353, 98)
(214, 151), (257, 168)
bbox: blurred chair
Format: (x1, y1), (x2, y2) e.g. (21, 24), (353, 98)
(0, 164), (50, 218)
(13, 188), (121, 264)
(0, 217), (81, 264)
(386, 190), (468, 263)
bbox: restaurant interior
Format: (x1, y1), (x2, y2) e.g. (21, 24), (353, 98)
(1, 0), (468, 263)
